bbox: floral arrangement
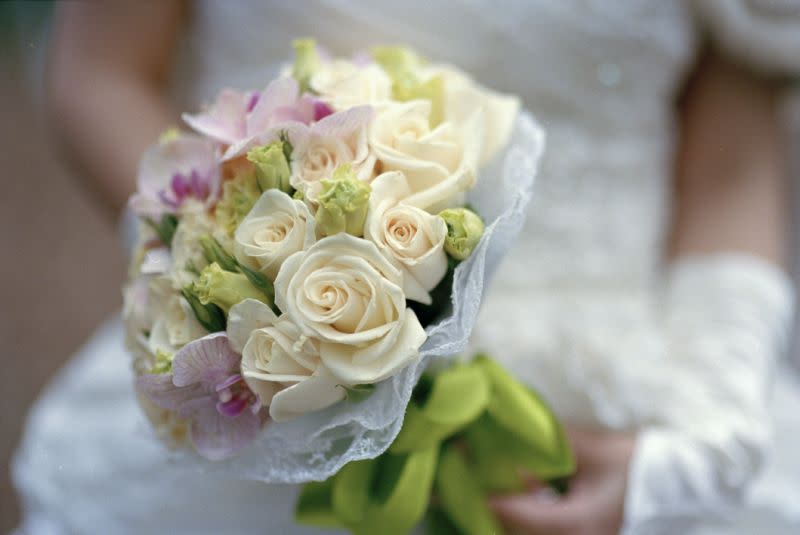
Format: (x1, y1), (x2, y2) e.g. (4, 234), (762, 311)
(123, 40), (569, 532)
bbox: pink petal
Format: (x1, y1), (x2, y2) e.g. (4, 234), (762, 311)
(190, 402), (263, 460)
(136, 373), (206, 412)
(247, 77), (301, 135)
(312, 106), (372, 140)
(183, 89), (248, 145)
(136, 134), (218, 204)
(172, 333), (241, 388)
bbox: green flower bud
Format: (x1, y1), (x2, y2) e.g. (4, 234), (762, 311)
(158, 127), (181, 145)
(181, 287), (226, 332)
(215, 169), (260, 235)
(192, 262), (268, 313)
(247, 142), (291, 193)
(292, 38), (321, 93)
(199, 234), (238, 272)
(371, 45), (424, 82)
(438, 208), (485, 261)
(316, 165), (372, 237)
(149, 349), (174, 374)
(372, 46), (444, 127)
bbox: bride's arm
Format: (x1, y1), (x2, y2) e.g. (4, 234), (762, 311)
(490, 50), (794, 535)
(48, 1), (186, 218)
(669, 50), (789, 265)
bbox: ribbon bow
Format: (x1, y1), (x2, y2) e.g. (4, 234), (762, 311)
(296, 354), (574, 534)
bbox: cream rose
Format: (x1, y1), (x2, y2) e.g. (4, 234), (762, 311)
(365, 171), (448, 305)
(169, 205), (217, 288)
(148, 291), (208, 354)
(234, 190), (316, 280)
(274, 234), (426, 384)
(369, 99), (483, 211)
(310, 60), (393, 111)
(227, 299), (345, 422)
(287, 106), (376, 203)
(424, 65), (520, 165)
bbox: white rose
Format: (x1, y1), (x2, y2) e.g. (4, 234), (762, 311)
(365, 171), (448, 305)
(274, 234), (426, 384)
(228, 299), (344, 422)
(148, 291), (208, 353)
(422, 65), (520, 165)
(169, 206), (217, 288)
(234, 190), (316, 280)
(287, 106), (376, 203)
(369, 99), (483, 211)
(310, 60), (393, 111)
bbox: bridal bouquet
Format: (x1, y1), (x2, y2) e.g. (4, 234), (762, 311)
(124, 40), (570, 533)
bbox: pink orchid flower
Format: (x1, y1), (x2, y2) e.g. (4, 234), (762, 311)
(137, 332), (263, 460)
(129, 134), (220, 218)
(284, 105), (376, 202)
(183, 77), (332, 161)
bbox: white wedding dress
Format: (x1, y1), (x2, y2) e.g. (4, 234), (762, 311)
(13, 1), (800, 534)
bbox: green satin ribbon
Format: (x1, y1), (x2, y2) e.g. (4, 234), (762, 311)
(296, 354), (575, 534)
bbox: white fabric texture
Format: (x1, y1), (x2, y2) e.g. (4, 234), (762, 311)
(13, 1), (800, 533)
(622, 256), (795, 534)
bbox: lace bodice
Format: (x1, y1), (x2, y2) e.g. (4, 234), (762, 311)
(178, 0), (691, 290)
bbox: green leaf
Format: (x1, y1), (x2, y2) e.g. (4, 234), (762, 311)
(341, 384), (376, 403)
(391, 362), (490, 453)
(332, 459), (377, 526)
(436, 445), (504, 535)
(181, 287), (226, 332)
(425, 507), (462, 535)
(355, 446), (439, 535)
(199, 235), (238, 272)
(389, 404), (442, 453)
(146, 214), (179, 248)
(424, 362), (490, 425)
(476, 354), (573, 473)
(467, 412), (574, 483)
(295, 478), (343, 529)
(236, 260), (275, 306)
(464, 415), (526, 493)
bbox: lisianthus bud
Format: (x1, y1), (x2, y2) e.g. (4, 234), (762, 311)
(247, 142), (291, 193)
(158, 127), (181, 145)
(199, 234), (238, 272)
(438, 207), (484, 260)
(372, 46), (444, 126)
(192, 262), (268, 312)
(215, 168), (261, 235)
(149, 349), (174, 374)
(292, 38), (321, 93)
(316, 164), (371, 237)
(370, 46), (425, 82)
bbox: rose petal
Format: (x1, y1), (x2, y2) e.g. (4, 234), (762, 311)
(227, 298), (279, 353)
(320, 308), (425, 384)
(268, 367), (345, 422)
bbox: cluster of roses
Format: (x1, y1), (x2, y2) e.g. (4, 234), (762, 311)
(123, 41), (519, 460)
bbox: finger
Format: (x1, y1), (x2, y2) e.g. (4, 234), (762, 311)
(564, 425), (599, 458)
(489, 491), (579, 535)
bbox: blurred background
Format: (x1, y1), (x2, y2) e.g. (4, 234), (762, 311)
(0, 3), (125, 530)
(1, 2), (800, 534)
